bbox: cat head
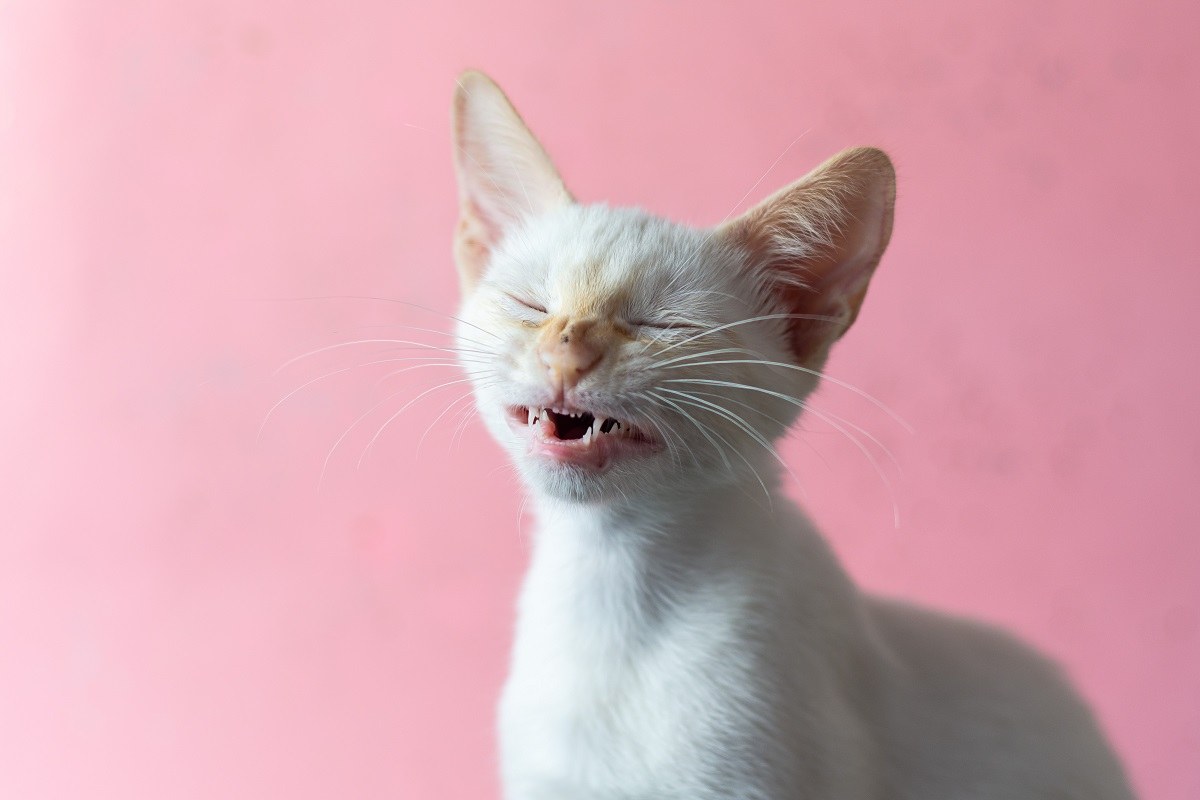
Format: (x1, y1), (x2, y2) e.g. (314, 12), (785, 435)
(451, 71), (894, 504)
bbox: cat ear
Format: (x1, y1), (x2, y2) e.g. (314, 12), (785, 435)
(721, 147), (895, 364)
(451, 71), (573, 291)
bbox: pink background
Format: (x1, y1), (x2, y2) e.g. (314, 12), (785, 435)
(2, 1), (1197, 798)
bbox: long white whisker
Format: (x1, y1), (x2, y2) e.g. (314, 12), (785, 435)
(449, 404), (480, 453)
(642, 391), (733, 475)
(720, 130), (813, 227)
(416, 387), (481, 458)
(356, 377), (481, 471)
(658, 388), (802, 492)
(651, 346), (772, 369)
(671, 128), (812, 280)
(648, 390), (771, 506)
(330, 322), (499, 352)
(797, 403), (900, 529)
(372, 360), (493, 391)
(661, 357), (911, 432)
(253, 293), (503, 342)
(804, 402), (902, 474)
(653, 312), (841, 357)
(666, 377), (899, 527)
(258, 355), (483, 441)
(317, 377), (493, 488)
(633, 396), (698, 468)
(682, 388), (816, 501)
(274, 338), (485, 375)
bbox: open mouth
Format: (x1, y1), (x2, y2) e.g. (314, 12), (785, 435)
(507, 405), (658, 468)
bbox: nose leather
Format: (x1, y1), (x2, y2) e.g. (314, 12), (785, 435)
(537, 317), (604, 394)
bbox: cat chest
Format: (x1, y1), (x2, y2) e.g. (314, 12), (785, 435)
(500, 601), (762, 791)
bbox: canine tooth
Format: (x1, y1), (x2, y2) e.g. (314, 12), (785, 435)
(539, 408), (550, 424)
(582, 425), (593, 445)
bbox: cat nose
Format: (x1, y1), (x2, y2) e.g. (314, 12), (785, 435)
(537, 317), (605, 392)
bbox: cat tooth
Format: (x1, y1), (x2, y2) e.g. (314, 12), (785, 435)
(582, 424), (594, 445)
(539, 408), (550, 424)
(527, 407), (535, 426)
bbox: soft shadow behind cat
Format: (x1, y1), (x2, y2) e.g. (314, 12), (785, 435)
(449, 70), (1134, 800)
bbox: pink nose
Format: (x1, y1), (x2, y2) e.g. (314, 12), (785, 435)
(538, 318), (604, 392)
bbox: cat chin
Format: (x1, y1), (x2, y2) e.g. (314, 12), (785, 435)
(512, 449), (682, 505)
(518, 466), (654, 505)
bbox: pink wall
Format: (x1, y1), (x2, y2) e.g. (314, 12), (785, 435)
(2, 1), (1197, 798)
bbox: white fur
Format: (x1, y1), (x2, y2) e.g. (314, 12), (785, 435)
(450, 71), (1134, 800)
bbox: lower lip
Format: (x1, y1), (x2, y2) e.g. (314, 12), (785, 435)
(532, 436), (614, 469)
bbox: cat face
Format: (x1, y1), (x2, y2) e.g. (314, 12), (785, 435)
(451, 72), (894, 504)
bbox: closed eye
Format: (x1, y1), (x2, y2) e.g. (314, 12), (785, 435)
(505, 294), (547, 314)
(631, 318), (701, 332)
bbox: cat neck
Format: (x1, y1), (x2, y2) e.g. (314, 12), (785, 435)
(524, 475), (785, 598)
(515, 474), (804, 653)
(533, 470), (780, 544)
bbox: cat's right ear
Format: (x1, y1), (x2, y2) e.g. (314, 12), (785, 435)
(451, 71), (572, 293)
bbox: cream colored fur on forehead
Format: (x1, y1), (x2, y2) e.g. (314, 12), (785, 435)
(486, 204), (751, 320)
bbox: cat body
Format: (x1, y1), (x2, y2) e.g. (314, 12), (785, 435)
(448, 71), (1134, 800)
(501, 495), (1127, 799)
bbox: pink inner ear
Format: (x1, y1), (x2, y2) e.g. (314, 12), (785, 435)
(725, 148), (895, 364)
(758, 248), (862, 365)
(451, 71), (574, 292)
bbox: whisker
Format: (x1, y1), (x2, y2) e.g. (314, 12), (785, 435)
(633, 398), (698, 469)
(371, 360), (492, 392)
(516, 492), (532, 545)
(683, 388), (824, 485)
(665, 377), (899, 527)
(449, 404), (481, 453)
(356, 377), (488, 471)
(658, 388), (802, 492)
(329, 321), (500, 352)
(803, 402), (902, 475)
(317, 377), (493, 489)
(653, 312), (844, 358)
(258, 355), (483, 442)
(415, 387), (481, 458)
(652, 391), (772, 510)
(650, 345), (772, 369)
(669, 128), (812, 280)
(659, 356), (911, 433)
(642, 390), (733, 475)
(648, 390), (773, 507)
(255, 293), (503, 342)
(273, 338), (487, 376)
(797, 403), (900, 529)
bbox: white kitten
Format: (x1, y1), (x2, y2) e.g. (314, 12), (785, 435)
(449, 71), (1134, 800)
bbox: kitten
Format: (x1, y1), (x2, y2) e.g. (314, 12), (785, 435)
(449, 71), (1134, 800)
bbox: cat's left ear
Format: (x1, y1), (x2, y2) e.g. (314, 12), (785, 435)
(720, 147), (895, 365)
(452, 71), (573, 292)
